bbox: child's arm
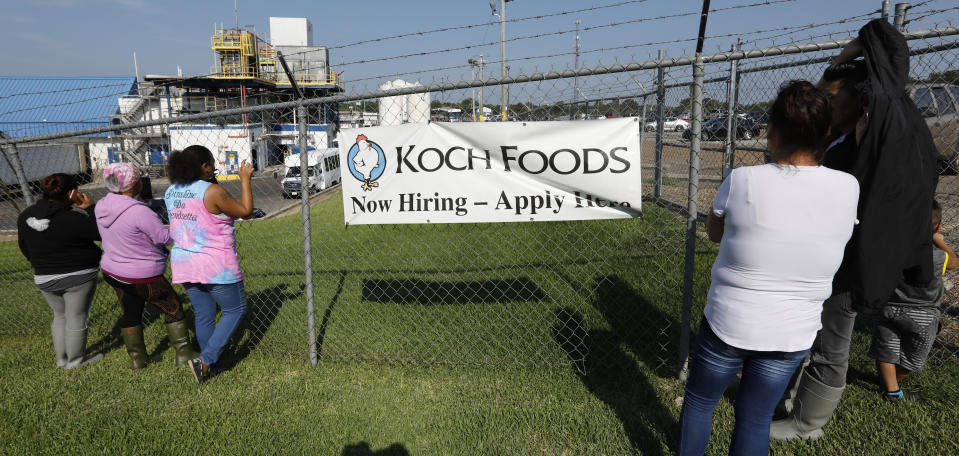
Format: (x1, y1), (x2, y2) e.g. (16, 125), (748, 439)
(933, 232), (959, 270)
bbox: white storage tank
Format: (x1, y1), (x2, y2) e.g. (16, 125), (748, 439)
(378, 79), (431, 126)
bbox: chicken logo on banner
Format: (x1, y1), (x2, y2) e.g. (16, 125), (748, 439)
(347, 134), (386, 191)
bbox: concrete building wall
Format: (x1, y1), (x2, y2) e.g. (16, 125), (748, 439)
(270, 17), (313, 46)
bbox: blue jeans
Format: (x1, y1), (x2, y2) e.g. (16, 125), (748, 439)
(678, 322), (809, 456)
(185, 282), (247, 367)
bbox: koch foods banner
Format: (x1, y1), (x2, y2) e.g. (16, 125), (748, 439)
(338, 119), (642, 225)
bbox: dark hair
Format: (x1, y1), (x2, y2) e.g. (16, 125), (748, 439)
(822, 60), (867, 95)
(39, 173), (77, 202)
(768, 80), (832, 162)
(932, 199), (942, 227)
(167, 145), (215, 185)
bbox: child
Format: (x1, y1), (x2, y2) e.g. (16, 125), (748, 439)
(870, 199), (958, 401)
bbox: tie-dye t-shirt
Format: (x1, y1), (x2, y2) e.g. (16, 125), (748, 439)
(164, 180), (243, 284)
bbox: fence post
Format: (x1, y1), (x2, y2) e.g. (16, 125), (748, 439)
(1, 142), (35, 207)
(723, 40), (740, 178)
(894, 3), (910, 32)
(299, 104), (318, 366)
(655, 49), (666, 200)
(679, 56), (704, 382)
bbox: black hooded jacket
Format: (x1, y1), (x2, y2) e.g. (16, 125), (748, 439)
(835, 20), (939, 311)
(17, 199), (101, 276)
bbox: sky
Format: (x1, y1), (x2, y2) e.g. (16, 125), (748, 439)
(0, 0), (956, 98)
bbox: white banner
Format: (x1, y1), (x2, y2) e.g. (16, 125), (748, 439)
(338, 119), (642, 225)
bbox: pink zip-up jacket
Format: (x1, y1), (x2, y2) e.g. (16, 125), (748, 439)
(95, 192), (171, 279)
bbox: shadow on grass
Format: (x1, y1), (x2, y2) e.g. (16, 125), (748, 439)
(554, 307), (676, 456)
(217, 283), (303, 371)
(591, 274), (689, 378)
(341, 442), (410, 456)
(317, 271), (347, 360)
(361, 278), (545, 304)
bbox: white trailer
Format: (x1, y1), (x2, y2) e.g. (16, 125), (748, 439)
(280, 147), (341, 198)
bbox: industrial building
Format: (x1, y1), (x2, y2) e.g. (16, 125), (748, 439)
(1, 15), (438, 186)
(0, 16), (343, 187)
(134, 16), (344, 177)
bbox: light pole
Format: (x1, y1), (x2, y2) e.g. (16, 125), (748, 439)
(469, 59), (477, 121)
(570, 19), (581, 119)
(469, 55), (485, 121)
(491, 0), (511, 121)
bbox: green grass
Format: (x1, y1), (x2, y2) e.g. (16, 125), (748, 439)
(1, 191), (958, 455)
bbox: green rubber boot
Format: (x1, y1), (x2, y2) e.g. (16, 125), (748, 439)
(121, 326), (148, 370)
(164, 320), (196, 367)
(770, 373), (844, 441)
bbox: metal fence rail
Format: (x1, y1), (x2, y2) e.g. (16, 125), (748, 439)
(1, 18), (958, 374)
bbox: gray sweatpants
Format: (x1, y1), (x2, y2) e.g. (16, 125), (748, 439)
(39, 279), (98, 331)
(806, 292), (858, 388)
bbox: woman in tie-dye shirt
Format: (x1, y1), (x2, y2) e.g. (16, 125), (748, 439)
(165, 145), (253, 383)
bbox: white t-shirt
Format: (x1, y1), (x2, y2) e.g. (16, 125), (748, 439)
(705, 164), (859, 352)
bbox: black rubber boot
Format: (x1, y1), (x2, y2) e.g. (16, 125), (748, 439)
(121, 326), (148, 370)
(164, 320), (196, 367)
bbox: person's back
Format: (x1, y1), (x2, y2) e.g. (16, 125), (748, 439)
(163, 144), (253, 383)
(708, 163), (859, 352)
(678, 81), (860, 456)
(96, 191), (170, 279)
(164, 179), (243, 284)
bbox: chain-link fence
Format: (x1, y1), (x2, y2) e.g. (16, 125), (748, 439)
(1, 13), (958, 376)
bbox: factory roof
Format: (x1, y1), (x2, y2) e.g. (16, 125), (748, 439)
(0, 76), (137, 138)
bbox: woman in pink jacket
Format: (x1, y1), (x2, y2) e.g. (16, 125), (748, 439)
(95, 163), (194, 370)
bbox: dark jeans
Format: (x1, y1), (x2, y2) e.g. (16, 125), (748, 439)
(679, 322), (809, 456)
(806, 292), (857, 388)
(103, 274), (185, 327)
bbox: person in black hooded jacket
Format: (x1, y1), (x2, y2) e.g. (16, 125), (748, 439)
(17, 173), (104, 369)
(771, 19), (939, 440)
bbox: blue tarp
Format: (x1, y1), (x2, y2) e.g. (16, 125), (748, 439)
(0, 76), (136, 138)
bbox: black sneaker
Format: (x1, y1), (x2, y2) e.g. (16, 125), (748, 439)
(883, 389), (921, 402)
(188, 358), (209, 384)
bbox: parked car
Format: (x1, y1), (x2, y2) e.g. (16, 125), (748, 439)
(747, 111), (770, 129)
(682, 116), (761, 141)
(644, 117), (690, 132)
(908, 83), (959, 174)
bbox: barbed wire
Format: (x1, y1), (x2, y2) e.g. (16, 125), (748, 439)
(7, 3), (958, 123)
(909, 5), (959, 24)
(328, 0), (656, 50)
(741, 9), (879, 47)
(334, 0), (797, 68)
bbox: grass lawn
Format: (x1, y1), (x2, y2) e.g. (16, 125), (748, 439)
(1, 190), (958, 455)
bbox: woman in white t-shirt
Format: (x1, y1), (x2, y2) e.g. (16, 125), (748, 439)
(677, 80), (859, 456)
